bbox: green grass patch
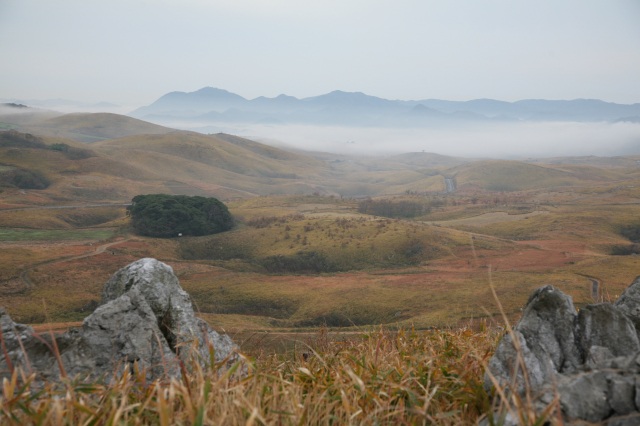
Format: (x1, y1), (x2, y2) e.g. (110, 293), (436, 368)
(179, 214), (458, 272)
(0, 228), (115, 241)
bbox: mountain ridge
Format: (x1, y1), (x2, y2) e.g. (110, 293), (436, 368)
(130, 87), (640, 126)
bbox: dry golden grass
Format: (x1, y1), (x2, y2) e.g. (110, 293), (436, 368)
(0, 326), (504, 425)
(24, 112), (173, 142)
(5, 123), (640, 206)
(452, 159), (587, 191)
(0, 207), (127, 229)
(3, 188), (639, 330)
(91, 132), (326, 196)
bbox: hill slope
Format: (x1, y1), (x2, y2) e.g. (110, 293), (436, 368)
(91, 131), (327, 196)
(3, 110), (640, 208)
(30, 113), (174, 142)
(449, 160), (589, 191)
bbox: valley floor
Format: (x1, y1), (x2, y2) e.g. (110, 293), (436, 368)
(2, 190), (640, 345)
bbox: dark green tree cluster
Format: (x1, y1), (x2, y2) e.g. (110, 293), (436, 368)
(0, 130), (45, 149)
(127, 194), (234, 238)
(0, 167), (50, 189)
(0, 131), (93, 159)
(357, 198), (431, 219)
(610, 224), (640, 256)
(619, 224), (640, 243)
(49, 143), (93, 159)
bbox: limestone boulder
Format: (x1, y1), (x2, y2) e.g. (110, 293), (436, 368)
(485, 277), (640, 425)
(0, 258), (239, 383)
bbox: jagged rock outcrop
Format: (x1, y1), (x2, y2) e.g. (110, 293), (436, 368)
(485, 276), (640, 425)
(0, 258), (238, 383)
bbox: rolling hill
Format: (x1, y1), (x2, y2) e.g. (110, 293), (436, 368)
(3, 111), (640, 338)
(450, 160), (602, 192)
(91, 131), (328, 197)
(24, 112), (174, 142)
(0, 103), (63, 128)
(0, 106), (174, 142)
(2, 111), (640, 209)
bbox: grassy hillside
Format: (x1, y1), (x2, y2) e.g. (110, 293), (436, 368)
(93, 131), (323, 179)
(19, 112), (173, 142)
(2, 119), (640, 330)
(6, 113), (639, 202)
(179, 211), (462, 272)
(450, 159), (584, 191)
(0, 131), (167, 207)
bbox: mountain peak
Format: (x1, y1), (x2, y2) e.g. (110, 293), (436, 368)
(130, 88), (640, 124)
(194, 86), (234, 95)
(191, 87), (246, 100)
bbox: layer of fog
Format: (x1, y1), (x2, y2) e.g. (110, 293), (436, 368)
(0, 99), (132, 115)
(181, 121), (640, 159)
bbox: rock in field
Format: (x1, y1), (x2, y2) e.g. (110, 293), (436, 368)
(0, 258), (238, 383)
(485, 276), (640, 425)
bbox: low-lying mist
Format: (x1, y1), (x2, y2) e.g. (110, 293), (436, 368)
(181, 121), (640, 159)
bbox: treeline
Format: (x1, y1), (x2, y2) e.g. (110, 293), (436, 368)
(619, 224), (640, 243)
(0, 167), (50, 189)
(0, 130), (94, 159)
(128, 194), (234, 238)
(357, 198), (433, 219)
(49, 143), (93, 160)
(611, 224), (640, 256)
(611, 244), (640, 256)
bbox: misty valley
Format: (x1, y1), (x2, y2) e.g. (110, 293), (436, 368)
(4, 0), (640, 421)
(1, 95), (640, 424)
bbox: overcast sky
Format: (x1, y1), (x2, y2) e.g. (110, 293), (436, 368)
(1, 0), (639, 107)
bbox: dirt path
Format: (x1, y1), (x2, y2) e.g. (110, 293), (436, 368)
(19, 238), (130, 290)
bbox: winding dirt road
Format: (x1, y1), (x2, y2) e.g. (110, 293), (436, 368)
(444, 177), (456, 193)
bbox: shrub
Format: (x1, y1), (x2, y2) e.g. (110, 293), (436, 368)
(357, 198), (431, 218)
(246, 216), (283, 228)
(127, 194), (234, 238)
(179, 237), (252, 261)
(402, 238), (425, 261)
(610, 244), (640, 256)
(619, 224), (640, 243)
(49, 143), (93, 159)
(0, 130), (46, 149)
(260, 251), (338, 274)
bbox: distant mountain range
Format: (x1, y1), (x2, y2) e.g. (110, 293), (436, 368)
(130, 87), (640, 126)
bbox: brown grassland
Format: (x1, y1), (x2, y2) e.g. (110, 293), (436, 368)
(1, 119), (640, 423)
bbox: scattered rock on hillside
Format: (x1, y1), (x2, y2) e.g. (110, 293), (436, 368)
(485, 276), (640, 425)
(0, 258), (239, 384)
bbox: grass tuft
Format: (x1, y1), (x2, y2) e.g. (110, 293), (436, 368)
(0, 326), (503, 425)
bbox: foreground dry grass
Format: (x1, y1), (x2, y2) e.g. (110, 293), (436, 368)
(0, 327), (502, 425)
